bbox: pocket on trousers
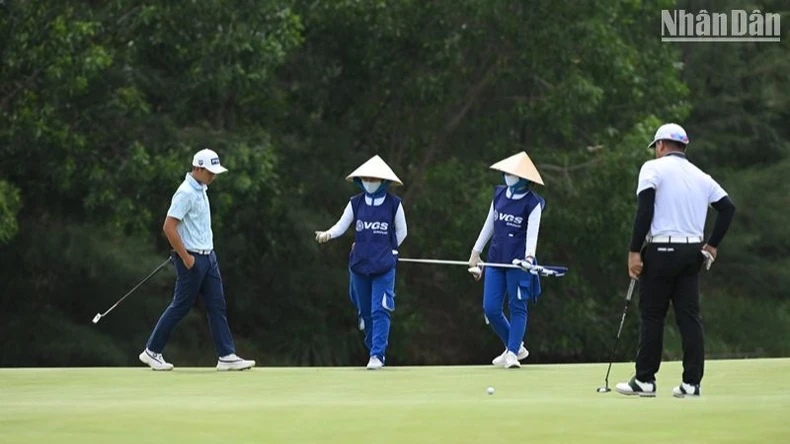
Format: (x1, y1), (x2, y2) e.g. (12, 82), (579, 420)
(518, 279), (539, 304)
(175, 257), (189, 275)
(517, 280), (530, 301)
(177, 256), (199, 277)
(381, 290), (396, 312)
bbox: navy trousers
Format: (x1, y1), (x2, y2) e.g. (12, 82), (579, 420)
(146, 252), (235, 357)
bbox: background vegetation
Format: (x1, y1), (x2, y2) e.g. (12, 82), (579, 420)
(2, 0), (788, 366)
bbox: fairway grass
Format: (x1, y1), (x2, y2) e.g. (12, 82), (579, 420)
(1, 359), (788, 443)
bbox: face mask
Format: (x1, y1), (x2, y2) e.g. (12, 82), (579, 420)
(504, 174), (520, 187)
(361, 180), (382, 194)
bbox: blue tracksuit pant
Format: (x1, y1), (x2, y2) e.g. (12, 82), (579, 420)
(350, 268), (396, 361)
(146, 252), (235, 356)
(483, 267), (529, 354)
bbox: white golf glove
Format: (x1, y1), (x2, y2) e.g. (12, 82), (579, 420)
(468, 250), (483, 281)
(314, 231), (332, 243)
(513, 257), (558, 276)
(701, 250), (715, 271)
(512, 257), (535, 271)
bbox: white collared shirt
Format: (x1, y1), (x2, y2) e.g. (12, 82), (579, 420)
(637, 153), (727, 238)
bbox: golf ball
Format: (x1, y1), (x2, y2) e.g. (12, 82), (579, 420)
(487, 387), (495, 395)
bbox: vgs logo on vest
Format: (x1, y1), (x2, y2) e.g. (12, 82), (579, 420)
(356, 220), (389, 234)
(493, 210), (524, 228)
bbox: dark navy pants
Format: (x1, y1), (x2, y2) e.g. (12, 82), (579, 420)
(146, 251), (235, 357)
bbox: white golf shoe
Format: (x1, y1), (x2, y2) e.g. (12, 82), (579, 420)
(216, 354), (256, 371)
(615, 377), (656, 397)
(492, 344), (529, 367)
(503, 351), (521, 369)
(366, 356), (384, 370)
(673, 382), (701, 398)
(139, 349), (174, 371)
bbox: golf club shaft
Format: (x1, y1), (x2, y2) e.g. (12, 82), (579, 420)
(397, 258), (522, 269)
(614, 279), (637, 337)
(100, 256), (172, 317)
(602, 278), (637, 386)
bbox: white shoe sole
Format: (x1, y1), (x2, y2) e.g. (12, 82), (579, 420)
(504, 362), (521, 369)
(492, 348), (529, 367)
(673, 392), (700, 399)
(138, 352), (174, 371)
(615, 387), (656, 397)
(216, 361), (255, 371)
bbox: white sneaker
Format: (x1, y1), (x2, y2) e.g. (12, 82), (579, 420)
(216, 354), (255, 371)
(615, 377), (656, 397)
(139, 349), (174, 371)
(503, 351), (521, 369)
(673, 382), (701, 398)
(492, 343), (529, 366)
(366, 356), (384, 370)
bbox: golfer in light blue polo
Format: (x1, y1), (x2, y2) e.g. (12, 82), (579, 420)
(139, 149), (255, 371)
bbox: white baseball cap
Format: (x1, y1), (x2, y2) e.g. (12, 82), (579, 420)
(648, 123), (690, 148)
(192, 148), (228, 174)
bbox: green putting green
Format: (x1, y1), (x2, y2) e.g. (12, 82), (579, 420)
(1, 359), (788, 443)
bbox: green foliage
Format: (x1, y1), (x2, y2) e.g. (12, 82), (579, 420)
(0, 180), (21, 243)
(0, 313), (129, 366)
(0, 0), (788, 366)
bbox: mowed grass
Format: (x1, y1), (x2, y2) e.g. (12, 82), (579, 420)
(1, 359), (789, 444)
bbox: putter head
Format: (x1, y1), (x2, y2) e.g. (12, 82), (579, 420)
(596, 386), (611, 393)
(92, 313), (101, 324)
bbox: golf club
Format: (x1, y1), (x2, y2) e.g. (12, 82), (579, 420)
(596, 278), (637, 393)
(91, 256), (173, 324)
(398, 258), (521, 269)
(397, 258), (568, 276)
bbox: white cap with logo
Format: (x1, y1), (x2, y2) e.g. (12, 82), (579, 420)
(648, 123), (690, 148)
(192, 148), (228, 174)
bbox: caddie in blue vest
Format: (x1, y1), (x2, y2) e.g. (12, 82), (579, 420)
(315, 155), (408, 370)
(468, 152), (546, 369)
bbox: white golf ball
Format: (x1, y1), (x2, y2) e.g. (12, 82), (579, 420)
(487, 387), (495, 395)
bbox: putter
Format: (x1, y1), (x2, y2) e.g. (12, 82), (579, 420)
(91, 256), (173, 324)
(597, 278), (637, 393)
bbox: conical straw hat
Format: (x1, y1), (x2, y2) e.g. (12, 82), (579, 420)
(345, 155), (403, 186)
(489, 152), (544, 185)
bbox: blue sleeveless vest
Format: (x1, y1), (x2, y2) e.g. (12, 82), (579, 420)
(349, 192), (401, 276)
(487, 186), (545, 264)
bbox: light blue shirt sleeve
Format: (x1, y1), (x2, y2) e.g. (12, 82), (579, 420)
(167, 190), (193, 221)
